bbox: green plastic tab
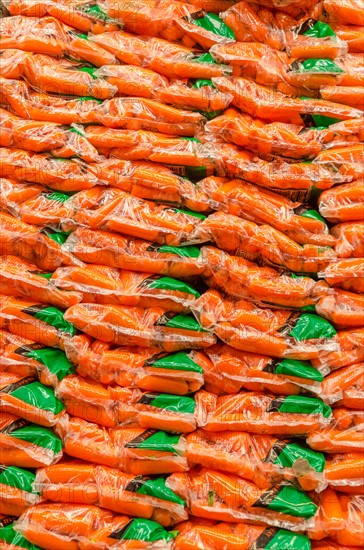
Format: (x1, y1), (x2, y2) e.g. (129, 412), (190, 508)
(0, 465), (37, 493)
(149, 352), (203, 374)
(135, 431), (181, 454)
(275, 395), (332, 418)
(289, 313), (336, 341)
(11, 382), (65, 415)
(27, 348), (74, 382)
(268, 485), (317, 518)
(115, 518), (172, 543)
(165, 314), (206, 332)
(148, 276), (200, 298)
(136, 477), (185, 505)
(149, 394), (196, 414)
(8, 424), (62, 453)
(303, 20), (336, 38)
(30, 306), (75, 336)
(274, 359), (323, 382)
(274, 442), (326, 473)
(156, 245), (201, 258)
(299, 58), (344, 73)
(265, 529), (311, 550)
(192, 12), (235, 40)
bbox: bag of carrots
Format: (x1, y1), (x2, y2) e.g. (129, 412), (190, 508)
(195, 212), (337, 273)
(63, 228), (207, 278)
(186, 429), (326, 491)
(174, 519), (312, 550)
(56, 374), (198, 432)
(321, 362), (364, 407)
(307, 408), (364, 453)
(201, 245), (330, 309)
(64, 302), (215, 351)
(0, 412), (63, 468)
(193, 289), (338, 359)
(0, 211), (80, 271)
(196, 177), (335, 245)
(318, 258), (364, 294)
(0, 373), (65, 427)
(35, 461), (187, 526)
(316, 288), (364, 328)
(318, 180), (364, 222)
(55, 414), (188, 474)
(167, 468), (318, 529)
(15, 503), (175, 549)
(0, 256), (82, 309)
(67, 335), (205, 394)
(0, 465), (42, 517)
(50, 265), (201, 312)
(203, 343), (324, 396)
(196, 389), (332, 434)
(332, 221), (364, 258)
(0, 329), (74, 388)
(0, 295), (76, 350)
(0, 514), (42, 550)
(324, 453), (364, 493)
(313, 326), (364, 373)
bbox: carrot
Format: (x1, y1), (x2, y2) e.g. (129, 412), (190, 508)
(316, 289), (364, 328)
(307, 408), (364, 452)
(318, 258), (364, 294)
(318, 180), (364, 223)
(332, 221), (364, 258)
(320, 86), (364, 109)
(0, 465), (42, 516)
(312, 328), (364, 371)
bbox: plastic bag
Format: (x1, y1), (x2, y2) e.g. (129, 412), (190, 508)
(196, 389), (332, 434)
(64, 302), (216, 351)
(201, 107), (323, 159)
(0, 108), (99, 162)
(212, 76), (363, 124)
(0, 329), (74, 388)
(331, 24), (364, 53)
(56, 374), (199, 432)
(14, 503), (174, 549)
(318, 181), (364, 222)
(312, 328), (364, 371)
(201, 245), (331, 309)
(155, 79), (233, 113)
(196, 177), (335, 245)
(316, 289), (364, 328)
(307, 408), (364, 452)
(0, 148), (102, 192)
(95, 64), (169, 99)
(321, 363), (364, 407)
(0, 514), (42, 550)
(0, 465), (42, 516)
(167, 468), (318, 530)
(332, 221), (364, 258)
(193, 289), (338, 359)
(63, 228), (207, 278)
(0, 373), (65, 427)
(186, 429), (326, 490)
(323, 0), (364, 25)
(90, 30), (232, 79)
(325, 453), (364, 492)
(55, 414), (188, 474)
(203, 342), (324, 396)
(0, 295), (76, 350)
(174, 519), (311, 550)
(0, 211), (80, 271)
(0, 78), (101, 125)
(66, 335), (206, 394)
(35, 461), (187, 526)
(0, 256), (82, 309)
(0, 15), (116, 66)
(318, 258), (364, 294)
(195, 212), (337, 273)
(0, 412), (63, 468)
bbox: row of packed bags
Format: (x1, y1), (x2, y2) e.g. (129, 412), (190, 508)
(2, 323), (363, 406)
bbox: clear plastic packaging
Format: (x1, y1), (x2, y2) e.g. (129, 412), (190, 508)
(318, 258), (364, 294)
(167, 467), (318, 530)
(34, 461), (187, 526)
(311, 328), (364, 371)
(65, 335), (205, 394)
(55, 414), (188, 474)
(0, 465), (42, 517)
(332, 221), (364, 258)
(316, 289), (364, 328)
(321, 363), (364, 407)
(196, 389), (332, 434)
(0, 412), (63, 468)
(318, 181), (364, 223)
(307, 408), (364, 452)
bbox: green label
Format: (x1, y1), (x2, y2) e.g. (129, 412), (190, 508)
(267, 485), (317, 518)
(78, 96), (103, 103)
(183, 165), (207, 181)
(125, 429), (181, 454)
(268, 396), (332, 418)
(43, 192), (70, 203)
(299, 209), (326, 223)
(147, 244), (201, 258)
(258, 527), (311, 550)
(155, 313), (206, 332)
(126, 476), (185, 505)
(22, 305), (75, 336)
(44, 231), (70, 245)
(289, 313), (336, 341)
(77, 66), (98, 78)
(138, 393), (196, 414)
(146, 276), (200, 298)
(191, 12), (235, 40)
(294, 58), (344, 74)
(77, 33), (88, 40)
(0, 465), (37, 493)
(0, 524), (42, 550)
(271, 359), (323, 382)
(110, 518), (172, 543)
(10, 381), (65, 415)
(80, 3), (116, 23)
(267, 440), (325, 473)
(302, 19), (336, 38)
(194, 52), (216, 64)
(146, 351), (203, 374)
(8, 424), (63, 454)
(27, 348), (74, 381)
(192, 79), (215, 89)
(171, 207), (206, 220)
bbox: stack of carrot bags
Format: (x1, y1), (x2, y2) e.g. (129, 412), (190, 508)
(0, 0), (363, 548)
